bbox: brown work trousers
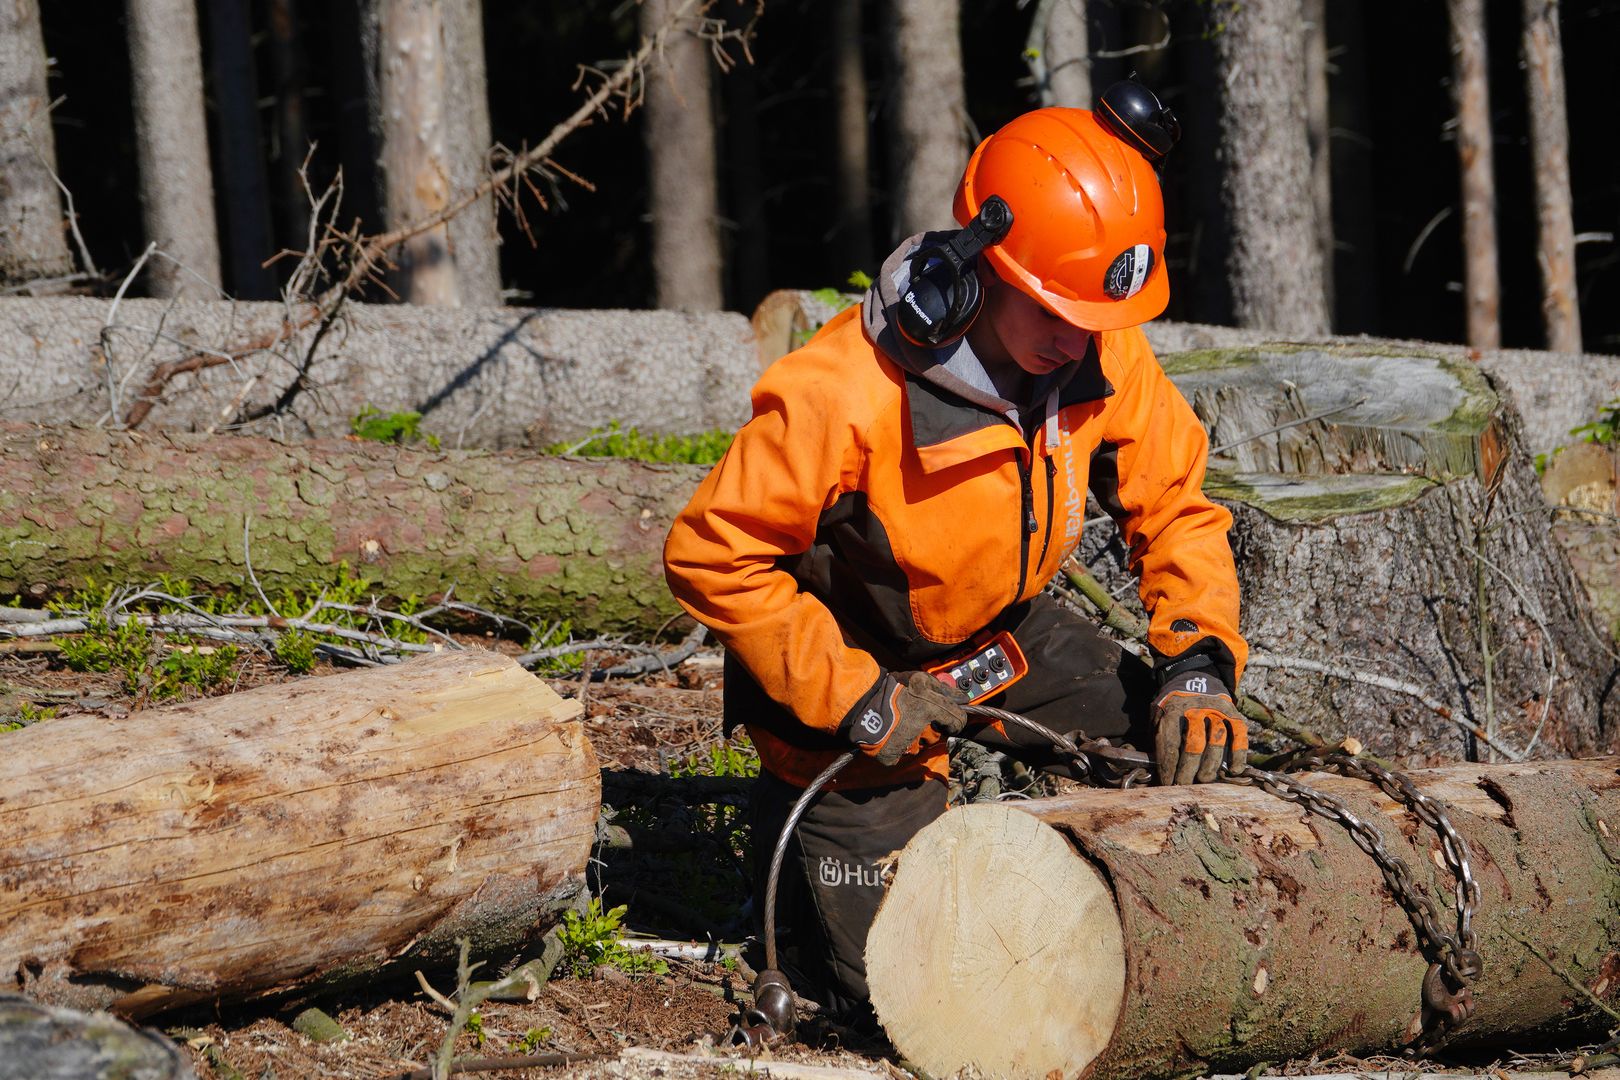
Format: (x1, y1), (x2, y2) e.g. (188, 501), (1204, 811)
(741, 593), (1157, 1020)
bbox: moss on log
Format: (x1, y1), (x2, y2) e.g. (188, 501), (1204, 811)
(0, 423), (708, 634)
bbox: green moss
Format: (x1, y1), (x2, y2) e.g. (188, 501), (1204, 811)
(1206, 470), (1443, 524)
(1159, 347), (1267, 375)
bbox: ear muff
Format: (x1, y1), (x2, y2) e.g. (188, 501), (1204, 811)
(896, 195), (1013, 348)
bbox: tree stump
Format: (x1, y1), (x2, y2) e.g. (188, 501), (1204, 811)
(1078, 344), (1618, 761)
(0, 651), (598, 1017)
(867, 758), (1620, 1079)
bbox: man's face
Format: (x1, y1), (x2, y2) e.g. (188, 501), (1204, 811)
(975, 273), (1093, 376)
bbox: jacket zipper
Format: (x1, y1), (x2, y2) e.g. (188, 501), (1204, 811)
(1014, 450), (1037, 602)
(1034, 455), (1057, 573)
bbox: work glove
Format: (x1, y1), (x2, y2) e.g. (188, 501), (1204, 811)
(846, 670), (970, 767)
(1153, 666), (1247, 785)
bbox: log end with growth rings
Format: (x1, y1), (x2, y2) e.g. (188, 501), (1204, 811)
(865, 802), (1124, 1078)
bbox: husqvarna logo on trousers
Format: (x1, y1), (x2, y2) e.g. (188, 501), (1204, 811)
(818, 856), (883, 888)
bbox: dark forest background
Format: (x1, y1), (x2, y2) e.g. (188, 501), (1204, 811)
(34, 0), (1620, 350)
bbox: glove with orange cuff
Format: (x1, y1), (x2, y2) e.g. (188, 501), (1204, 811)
(843, 670), (970, 766)
(1152, 663), (1247, 785)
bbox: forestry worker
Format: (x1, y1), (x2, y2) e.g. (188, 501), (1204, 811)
(663, 89), (1249, 1021)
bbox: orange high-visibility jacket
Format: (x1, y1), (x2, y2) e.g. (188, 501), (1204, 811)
(663, 304), (1246, 789)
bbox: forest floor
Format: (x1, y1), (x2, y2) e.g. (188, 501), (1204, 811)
(1, 639), (1613, 1079)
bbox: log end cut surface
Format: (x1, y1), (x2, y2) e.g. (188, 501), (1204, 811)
(866, 802), (1124, 1078)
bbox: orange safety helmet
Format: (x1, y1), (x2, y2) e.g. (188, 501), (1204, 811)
(954, 107), (1168, 332)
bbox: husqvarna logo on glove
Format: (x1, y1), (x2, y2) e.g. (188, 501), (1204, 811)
(1183, 675), (1209, 694)
(860, 707), (885, 735)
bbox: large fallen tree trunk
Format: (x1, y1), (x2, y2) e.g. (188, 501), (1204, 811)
(0, 298), (756, 446)
(867, 757), (1620, 1079)
(0, 422), (704, 634)
(1078, 344), (1618, 760)
(0, 650), (598, 1018)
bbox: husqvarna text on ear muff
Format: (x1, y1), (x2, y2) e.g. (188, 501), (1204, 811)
(895, 195), (1013, 349)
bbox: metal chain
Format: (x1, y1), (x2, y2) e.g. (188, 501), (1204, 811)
(1229, 754), (1482, 1047)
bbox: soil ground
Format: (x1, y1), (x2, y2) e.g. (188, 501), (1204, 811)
(1, 635), (1610, 1078)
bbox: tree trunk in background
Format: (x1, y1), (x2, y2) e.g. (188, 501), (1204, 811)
(1026, 0), (1090, 107)
(1327, 0), (1378, 333)
(0, 0), (74, 289)
(1447, 0), (1500, 348)
(887, 0), (970, 237)
(125, 0), (222, 299)
(203, 0), (277, 300)
(641, 0), (723, 311)
(1304, 0), (1333, 324)
(1210, 0), (1329, 335)
(723, 0), (768, 310)
(1522, 0), (1580, 353)
(268, 0), (311, 260)
(377, 0), (459, 305)
(870, 761), (1620, 1078)
(831, 0), (876, 275)
(1, 652), (596, 1018)
(441, 0), (501, 307)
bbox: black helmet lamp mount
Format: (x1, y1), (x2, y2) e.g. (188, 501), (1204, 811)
(1095, 77), (1181, 163)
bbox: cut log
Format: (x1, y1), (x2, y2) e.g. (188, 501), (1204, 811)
(1078, 343), (1618, 760)
(0, 422), (706, 635)
(867, 757), (1620, 1079)
(0, 651), (598, 1017)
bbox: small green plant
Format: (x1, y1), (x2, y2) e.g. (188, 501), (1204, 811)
(525, 619), (584, 675)
(463, 1011), (485, 1048)
(547, 421), (733, 465)
(671, 737), (760, 780)
(0, 702), (54, 733)
(517, 1026), (552, 1053)
(557, 899), (668, 978)
(153, 642), (240, 698)
(350, 405), (441, 449)
(55, 612), (154, 695)
(1571, 397), (1620, 447)
(273, 629), (318, 674)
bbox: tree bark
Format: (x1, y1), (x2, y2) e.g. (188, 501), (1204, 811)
(1026, 0), (1090, 108)
(1522, 0), (1580, 353)
(202, 0), (277, 300)
(831, 0), (876, 277)
(441, 0), (502, 307)
(642, 0), (724, 311)
(868, 758), (1620, 1078)
(1448, 0), (1501, 348)
(0, 422), (704, 635)
(1080, 343), (1618, 759)
(1304, 0), (1334, 322)
(377, 0), (459, 305)
(886, 0), (970, 237)
(0, 997), (193, 1079)
(0, 650), (598, 1018)
(0, 0), (74, 289)
(268, 0), (310, 261)
(1210, 0), (1330, 335)
(125, 0), (223, 299)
